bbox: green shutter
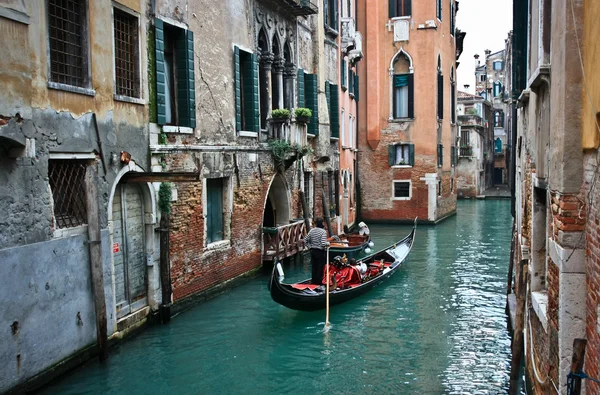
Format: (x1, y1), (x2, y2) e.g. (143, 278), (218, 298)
(334, 0), (339, 29)
(389, 0), (395, 18)
(325, 81), (331, 111)
(234, 46), (241, 131)
(349, 69), (354, 98)
(409, 144), (415, 166)
(297, 69), (305, 108)
(388, 145), (395, 166)
(341, 58), (347, 88)
(330, 84), (339, 138)
(176, 29), (195, 128)
(207, 178), (224, 244)
(186, 30), (196, 128)
(305, 73), (319, 136)
(242, 53), (260, 133)
(407, 74), (414, 118)
(354, 74), (359, 102)
(155, 19), (166, 125)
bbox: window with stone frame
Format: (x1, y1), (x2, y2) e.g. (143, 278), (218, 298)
(388, 143), (414, 166)
(392, 52), (414, 119)
(206, 178), (225, 244)
(392, 180), (411, 199)
(494, 110), (504, 127)
(113, 7), (140, 98)
(48, 0), (90, 88)
(234, 47), (259, 133)
(48, 159), (89, 229)
(437, 56), (444, 120)
(324, 0), (338, 30)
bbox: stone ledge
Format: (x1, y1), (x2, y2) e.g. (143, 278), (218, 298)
(531, 291), (548, 332)
(549, 238), (585, 274)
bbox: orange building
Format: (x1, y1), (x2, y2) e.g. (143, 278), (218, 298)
(356, 0), (465, 223)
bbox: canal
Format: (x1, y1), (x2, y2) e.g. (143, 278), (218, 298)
(42, 200), (516, 394)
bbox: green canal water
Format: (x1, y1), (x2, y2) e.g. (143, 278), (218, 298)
(42, 200), (516, 394)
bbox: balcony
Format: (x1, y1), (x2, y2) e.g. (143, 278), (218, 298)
(267, 118), (307, 146)
(259, 0), (318, 16)
(459, 146), (473, 157)
(263, 220), (307, 262)
(458, 114), (485, 128)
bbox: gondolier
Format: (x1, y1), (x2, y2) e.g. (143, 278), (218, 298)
(303, 217), (329, 284)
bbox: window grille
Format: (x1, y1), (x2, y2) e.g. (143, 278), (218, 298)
(49, 160), (88, 229)
(114, 8), (139, 98)
(393, 181), (410, 198)
(48, 0), (86, 87)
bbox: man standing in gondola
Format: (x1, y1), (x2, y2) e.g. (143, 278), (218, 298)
(303, 217), (329, 284)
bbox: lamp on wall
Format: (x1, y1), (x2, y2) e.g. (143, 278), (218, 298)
(120, 151), (131, 164)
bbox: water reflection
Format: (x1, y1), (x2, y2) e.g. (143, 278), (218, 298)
(42, 200), (515, 394)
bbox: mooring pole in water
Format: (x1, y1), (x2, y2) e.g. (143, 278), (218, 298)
(325, 245), (330, 328)
(507, 223), (516, 295)
(508, 257), (528, 395)
(569, 339), (587, 395)
(160, 214), (172, 323)
(85, 166), (109, 362)
(299, 189), (311, 231)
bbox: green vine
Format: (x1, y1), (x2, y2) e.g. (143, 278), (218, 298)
(159, 132), (168, 145)
(268, 140), (312, 172)
(158, 182), (172, 215)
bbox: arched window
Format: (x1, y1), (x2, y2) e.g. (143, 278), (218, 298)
(494, 110), (504, 128)
(389, 49), (414, 119)
(493, 81), (502, 97)
(257, 28), (269, 129)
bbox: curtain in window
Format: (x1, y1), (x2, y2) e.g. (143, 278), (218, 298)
(394, 75), (409, 118)
(395, 145), (410, 164)
(164, 57), (173, 124)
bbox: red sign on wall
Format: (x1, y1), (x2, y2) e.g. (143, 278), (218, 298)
(113, 243), (120, 253)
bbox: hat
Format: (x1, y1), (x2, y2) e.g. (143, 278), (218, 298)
(359, 222), (367, 228)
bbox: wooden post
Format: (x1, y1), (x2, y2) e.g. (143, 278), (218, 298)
(299, 190), (311, 231)
(321, 173), (332, 236)
(159, 213), (172, 323)
(569, 339), (587, 395)
(508, 258), (527, 395)
(507, 223), (516, 295)
(85, 166), (108, 361)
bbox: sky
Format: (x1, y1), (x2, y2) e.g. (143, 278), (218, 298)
(455, 0), (513, 94)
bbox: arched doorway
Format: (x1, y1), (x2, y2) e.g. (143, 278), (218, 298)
(263, 174), (290, 227)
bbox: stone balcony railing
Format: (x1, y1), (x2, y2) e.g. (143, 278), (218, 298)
(268, 119), (308, 146)
(459, 146), (473, 157)
(458, 114), (485, 128)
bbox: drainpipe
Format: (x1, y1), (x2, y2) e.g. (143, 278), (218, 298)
(159, 213), (172, 323)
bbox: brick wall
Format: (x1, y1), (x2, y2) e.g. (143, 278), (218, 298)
(359, 142), (433, 222)
(547, 257), (559, 385)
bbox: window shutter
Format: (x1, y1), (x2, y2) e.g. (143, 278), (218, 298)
(388, 145), (395, 166)
(437, 74), (444, 119)
(341, 58), (347, 88)
(325, 81), (331, 111)
(354, 74), (359, 102)
(234, 46), (241, 131)
(249, 53), (260, 133)
(409, 144), (415, 166)
(388, 0), (395, 18)
(407, 74), (414, 118)
(186, 30), (196, 128)
(406, 0), (411, 16)
(154, 19), (166, 125)
(305, 73), (319, 135)
(334, 0), (339, 29)
(451, 146), (456, 166)
(176, 29), (195, 128)
(330, 85), (340, 138)
(297, 69), (305, 108)
(451, 82), (456, 123)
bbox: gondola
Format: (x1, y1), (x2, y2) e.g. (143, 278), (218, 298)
(268, 223), (416, 311)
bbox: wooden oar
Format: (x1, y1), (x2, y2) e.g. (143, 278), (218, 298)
(325, 245), (330, 328)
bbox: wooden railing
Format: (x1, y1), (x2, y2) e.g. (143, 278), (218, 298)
(263, 220), (307, 261)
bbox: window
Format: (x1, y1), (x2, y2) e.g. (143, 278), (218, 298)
(341, 109), (346, 146)
(493, 81), (502, 97)
(495, 138), (503, 153)
(304, 72), (319, 135)
(493, 60), (503, 70)
(325, 0), (338, 29)
(206, 178), (224, 244)
(113, 7), (140, 98)
(436, 0), (442, 20)
(480, 74), (487, 82)
(234, 47), (259, 133)
(389, 0), (411, 17)
(460, 130), (470, 146)
(341, 58), (347, 90)
(155, 19), (196, 128)
(48, 0), (89, 88)
(451, 145), (456, 166)
(388, 143), (414, 166)
(392, 181), (411, 199)
(348, 115), (354, 148)
(450, 0), (455, 34)
(325, 81), (340, 138)
(494, 110), (504, 127)
(437, 58), (444, 120)
(393, 75), (413, 119)
(348, 68), (355, 97)
(48, 159), (89, 229)
(437, 144), (443, 167)
(450, 67), (455, 123)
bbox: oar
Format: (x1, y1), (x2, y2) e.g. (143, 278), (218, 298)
(325, 245), (331, 329)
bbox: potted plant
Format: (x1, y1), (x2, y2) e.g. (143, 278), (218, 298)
(294, 108), (312, 124)
(271, 109), (291, 123)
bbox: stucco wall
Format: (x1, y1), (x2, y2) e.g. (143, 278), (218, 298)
(0, 230), (115, 393)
